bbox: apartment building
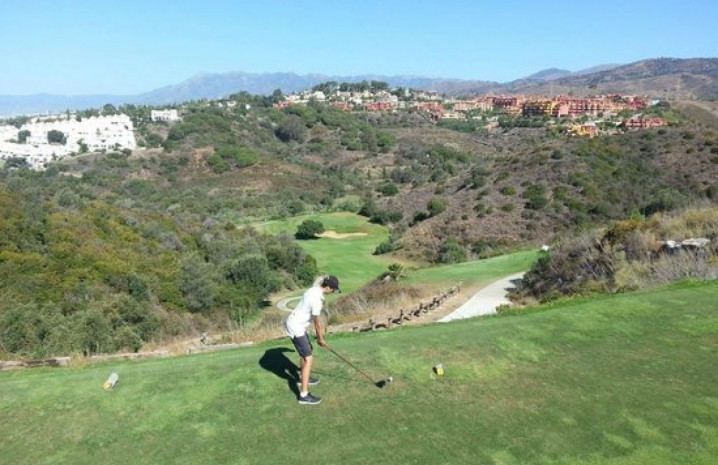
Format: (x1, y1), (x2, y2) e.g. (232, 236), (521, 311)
(0, 114), (136, 170)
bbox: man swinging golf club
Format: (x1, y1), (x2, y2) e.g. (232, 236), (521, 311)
(283, 275), (340, 405)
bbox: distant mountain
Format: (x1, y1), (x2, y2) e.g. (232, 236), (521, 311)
(489, 58), (718, 99)
(1, 58), (716, 116)
(522, 64), (623, 81)
(0, 72), (496, 116)
(134, 72), (497, 105)
(0, 93), (130, 117)
(570, 63), (622, 76)
(524, 68), (572, 81)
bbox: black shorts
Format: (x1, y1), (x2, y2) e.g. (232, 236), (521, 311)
(290, 334), (313, 358)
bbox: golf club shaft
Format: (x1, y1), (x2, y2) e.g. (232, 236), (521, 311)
(328, 347), (376, 384)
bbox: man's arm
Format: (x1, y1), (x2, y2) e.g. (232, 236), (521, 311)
(312, 315), (328, 348)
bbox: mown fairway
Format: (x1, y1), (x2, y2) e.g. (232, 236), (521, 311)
(255, 212), (393, 293)
(2, 282), (716, 465)
(404, 249), (539, 287)
(256, 212), (538, 297)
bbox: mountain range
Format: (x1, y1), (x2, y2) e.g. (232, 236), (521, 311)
(1, 58), (716, 116)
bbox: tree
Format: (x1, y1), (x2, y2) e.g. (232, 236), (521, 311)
(102, 103), (118, 115)
(271, 88), (284, 103)
(47, 130), (67, 145)
(2, 156), (30, 169)
(17, 129), (31, 143)
(295, 220), (325, 239)
(275, 115), (306, 143)
(179, 256), (217, 314)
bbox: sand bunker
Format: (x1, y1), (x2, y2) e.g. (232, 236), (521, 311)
(319, 230), (368, 239)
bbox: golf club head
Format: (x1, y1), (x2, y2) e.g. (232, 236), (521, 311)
(375, 376), (393, 388)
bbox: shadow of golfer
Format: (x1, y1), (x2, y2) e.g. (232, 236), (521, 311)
(259, 347), (300, 397)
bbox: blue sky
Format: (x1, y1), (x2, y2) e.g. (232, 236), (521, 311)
(1, 0), (716, 95)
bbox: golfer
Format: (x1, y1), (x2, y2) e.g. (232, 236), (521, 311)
(283, 275), (340, 405)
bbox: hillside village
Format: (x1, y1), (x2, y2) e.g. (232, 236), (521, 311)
(0, 84), (667, 170)
(275, 86), (667, 136)
(0, 114), (136, 169)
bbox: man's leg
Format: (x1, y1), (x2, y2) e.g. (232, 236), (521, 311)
(299, 355), (314, 395)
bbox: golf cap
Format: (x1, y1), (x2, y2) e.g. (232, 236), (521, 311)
(322, 275), (341, 292)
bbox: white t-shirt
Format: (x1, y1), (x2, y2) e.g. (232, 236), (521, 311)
(284, 286), (324, 338)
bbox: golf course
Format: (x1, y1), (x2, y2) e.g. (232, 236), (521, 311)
(254, 212), (395, 293)
(2, 213), (717, 464)
(1, 252), (716, 464)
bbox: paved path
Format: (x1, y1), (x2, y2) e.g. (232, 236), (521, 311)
(277, 296), (300, 312)
(438, 272), (525, 322)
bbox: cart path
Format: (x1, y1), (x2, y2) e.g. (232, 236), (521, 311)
(276, 272), (526, 322)
(277, 296), (300, 312)
(438, 272), (525, 322)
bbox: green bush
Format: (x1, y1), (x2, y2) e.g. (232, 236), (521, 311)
(378, 182), (399, 196)
(523, 184), (549, 210)
(275, 115), (306, 143)
(438, 238), (467, 264)
(295, 219), (325, 239)
(427, 197), (447, 216)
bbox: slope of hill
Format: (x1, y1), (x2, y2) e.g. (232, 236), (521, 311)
(523, 65), (622, 82)
(1, 281), (716, 464)
(495, 58), (718, 99)
(2, 87), (717, 357)
(524, 68), (572, 81)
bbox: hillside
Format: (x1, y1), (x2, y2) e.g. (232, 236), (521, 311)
(1, 281), (716, 464)
(2, 85), (718, 357)
(491, 58), (718, 99)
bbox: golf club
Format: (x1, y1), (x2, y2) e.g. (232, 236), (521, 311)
(327, 347), (393, 388)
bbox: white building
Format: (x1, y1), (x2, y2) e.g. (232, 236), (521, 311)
(0, 114), (136, 170)
(150, 109), (181, 122)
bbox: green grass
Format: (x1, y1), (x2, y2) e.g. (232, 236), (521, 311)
(404, 249), (540, 287)
(257, 212), (538, 297)
(2, 282), (717, 465)
(256, 212), (393, 294)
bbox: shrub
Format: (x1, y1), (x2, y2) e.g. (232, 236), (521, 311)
(706, 184), (718, 200)
(412, 211), (430, 223)
(374, 239), (397, 255)
(207, 154), (229, 173)
(378, 182), (399, 196)
(47, 129), (67, 145)
(275, 115), (306, 143)
(295, 219), (325, 239)
(523, 184), (549, 210)
(438, 238), (467, 264)
(427, 197), (447, 216)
